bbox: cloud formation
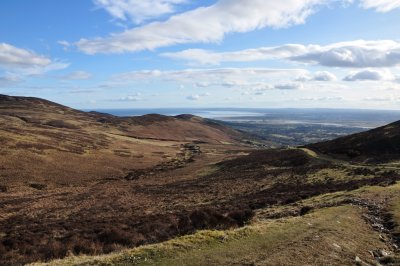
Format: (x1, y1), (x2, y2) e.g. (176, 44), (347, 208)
(296, 71), (337, 81)
(116, 93), (143, 101)
(164, 40), (400, 68)
(292, 40), (400, 68)
(313, 71), (338, 81)
(0, 43), (68, 75)
(93, 0), (187, 24)
(274, 82), (305, 90)
(186, 92), (210, 101)
(113, 68), (308, 90)
(77, 0), (325, 54)
(115, 68), (307, 80)
(360, 0), (400, 12)
(343, 69), (395, 81)
(186, 95), (200, 101)
(0, 43), (51, 69)
(299, 96), (343, 101)
(162, 45), (307, 65)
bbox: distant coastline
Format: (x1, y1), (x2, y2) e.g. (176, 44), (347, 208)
(88, 108), (400, 129)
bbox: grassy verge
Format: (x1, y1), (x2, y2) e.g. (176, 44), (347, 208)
(31, 205), (388, 266)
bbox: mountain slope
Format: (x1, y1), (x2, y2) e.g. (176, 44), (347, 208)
(0, 94), (244, 188)
(0, 94), (243, 143)
(1, 95), (400, 265)
(307, 120), (400, 162)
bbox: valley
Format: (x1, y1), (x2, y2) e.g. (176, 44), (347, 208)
(0, 95), (400, 265)
(3, 1), (400, 265)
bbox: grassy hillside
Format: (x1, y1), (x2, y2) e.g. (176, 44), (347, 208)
(1, 95), (400, 265)
(32, 183), (400, 266)
(3, 143), (399, 265)
(0, 94), (244, 189)
(307, 120), (400, 163)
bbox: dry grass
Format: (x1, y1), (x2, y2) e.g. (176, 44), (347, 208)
(2, 95), (400, 265)
(31, 205), (389, 266)
(2, 144), (399, 264)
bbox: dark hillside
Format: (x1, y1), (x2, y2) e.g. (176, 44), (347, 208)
(307, 120), (400, 162)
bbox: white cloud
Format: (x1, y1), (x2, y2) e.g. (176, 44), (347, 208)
(344, 69), (395, 81)
(274, 83), (304, 90)
(363, 96), (392, 101)
(0, 43), (51, 69)
(363, 94), (400, 102)
(293, 40), (400, 68)
(0, 43), (68, 75)
(296, 71), (337, 81)
(299, 96), (343, 101)
(162, 45), (307, 65)
(59, 71), (92, 80)
(26, 62), (69, 76)
(312, 71), (338, 81)
(186, 92), (210, 101)
(93, 0), (187, 24)
(360, 0), (400, 12)
(114, 68), (308, 82)
(58, 40), (71, 50)
(113, 68), (308, 91)
(194, 81), (211, 88)
(58, 40), (70, 46)
(77, 0), (326, 54)
(187, 95), (200, 101)
(117, 93), (143, 101)
(164, 40), (400, 68)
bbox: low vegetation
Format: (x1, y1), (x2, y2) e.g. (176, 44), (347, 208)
(32, 196), (398, 265)
(1, 95), (400, 265)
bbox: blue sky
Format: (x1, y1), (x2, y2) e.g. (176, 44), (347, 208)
(1, 0), (400, 109)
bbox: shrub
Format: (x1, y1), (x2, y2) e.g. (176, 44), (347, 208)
(98, 228), (133, 246)
(188, 209), (247, 230)
(39, 241), (68, 260)
(189, 210), (213, 229)
(299, 206), (313, 216)
(227, 209), (254, 226)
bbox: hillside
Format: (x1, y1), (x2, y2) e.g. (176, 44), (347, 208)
(0, 95), (400, 265)
(0, 94), (243, 143)
(32, 190), (400, 266)
(26, 142), (400, 266)
(307, 120), (400, 162)
(0, 94), (244, 188)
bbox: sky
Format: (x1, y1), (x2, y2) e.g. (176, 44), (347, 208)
(1, 0), (400, 110)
